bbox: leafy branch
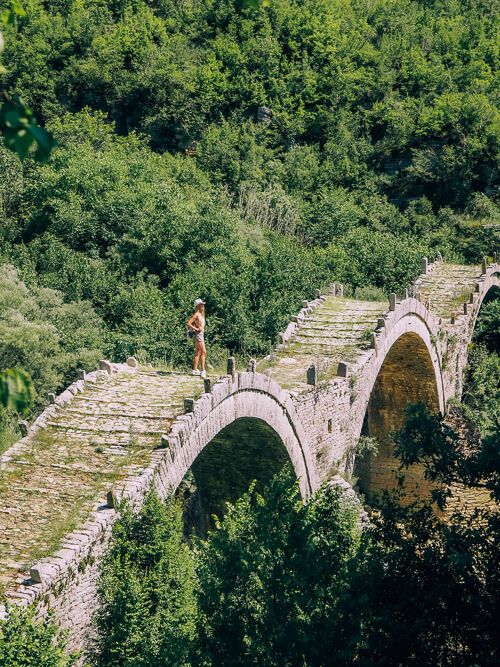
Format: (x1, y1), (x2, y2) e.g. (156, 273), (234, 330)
(0, 0), (56, 161)
(0, 368), (33, 412)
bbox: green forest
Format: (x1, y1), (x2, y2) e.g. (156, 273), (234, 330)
(1, 0), (499, 432)
(0, 0), (499, 663)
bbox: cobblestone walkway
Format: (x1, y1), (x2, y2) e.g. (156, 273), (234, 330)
(258, 296), (387, 390)
(0, 367), (202, 594)
(417, 263), (480, 319)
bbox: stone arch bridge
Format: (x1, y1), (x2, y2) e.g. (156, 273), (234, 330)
(0, 256), (498, 652)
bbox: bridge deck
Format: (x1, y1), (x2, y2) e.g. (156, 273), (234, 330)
(258, 297), (387, 390)
(0, 369), (202, 594)
(417, 263), (480, 319)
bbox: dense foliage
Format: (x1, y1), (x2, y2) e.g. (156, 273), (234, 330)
(0, 0), (498, 438)
(0, 262), (102, 450)
(461, 293), (500, 438)
(94, 471), (363, 667)
(2, 0), (499, 214)
(195, 474), (361, 666)
(94, 492), (197, 667)
(0, 605), (77, 667)
(0, 1), (56, 163)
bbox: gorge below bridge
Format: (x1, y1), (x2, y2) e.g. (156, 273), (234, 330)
(0, 254), (499, 654)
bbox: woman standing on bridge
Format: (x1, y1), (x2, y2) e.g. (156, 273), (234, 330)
(188, 298), (207, 378)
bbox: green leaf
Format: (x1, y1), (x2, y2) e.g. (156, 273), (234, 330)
(0, 368), (34, 412)
(0, 94), (57, 162)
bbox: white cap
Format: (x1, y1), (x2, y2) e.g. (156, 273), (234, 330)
(194, 298), (205, 306)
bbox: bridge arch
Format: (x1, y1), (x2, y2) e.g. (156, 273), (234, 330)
(468, 270), (500, 341)
(354, 302), (444, 501)
(180, 416), (292, 534)
(154, 372), (318, 525)
(445, 269), (500, 402)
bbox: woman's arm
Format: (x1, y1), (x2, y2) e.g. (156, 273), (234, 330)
(187, 313), (200, 331)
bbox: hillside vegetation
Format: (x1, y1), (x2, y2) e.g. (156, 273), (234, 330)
(0, 3), (498, 418)
(0, 1), (499, 664)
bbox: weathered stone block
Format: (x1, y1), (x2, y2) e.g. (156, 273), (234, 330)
(227, 356), (236, 379)
(307, 364), (318, 387)
(337, 362), (348, 378)
(99, 360), (113, 374)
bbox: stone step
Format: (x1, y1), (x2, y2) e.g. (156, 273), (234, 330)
(300, 324), (375, 334)
(45, 421), (167, 435)
(293, 338), (368, 350)
(62, 405), (178, 418)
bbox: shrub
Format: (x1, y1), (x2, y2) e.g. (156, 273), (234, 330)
(94, 491), (197, 667)
(0, 605), (77, 667)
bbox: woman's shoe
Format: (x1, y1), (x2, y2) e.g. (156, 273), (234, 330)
(192, 369), (201, 376)
(201, 370), (207, 379)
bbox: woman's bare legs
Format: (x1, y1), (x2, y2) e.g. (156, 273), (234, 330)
(193, 340), (201, 371)
(199, 340), (206, 372)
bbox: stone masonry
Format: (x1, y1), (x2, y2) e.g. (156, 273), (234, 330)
(0, 256), (498, 656)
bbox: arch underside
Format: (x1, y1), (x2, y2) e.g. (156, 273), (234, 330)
(356, 331), (441, 502)
(167, 385), (315, 535)
(179, 417), (289, 535)
(481, 282), (500, 303)
(471, 280), (500, 332)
